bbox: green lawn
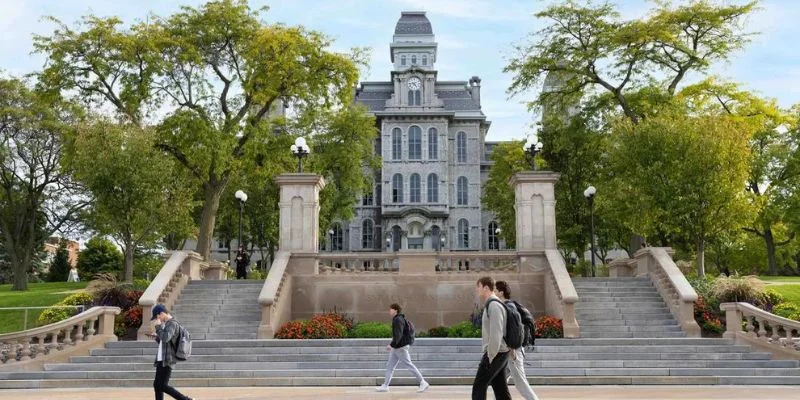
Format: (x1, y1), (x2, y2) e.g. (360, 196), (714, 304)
(758, 276), (800, 283)
(769, 285), (800, 305)
(0, 282), (89, 334)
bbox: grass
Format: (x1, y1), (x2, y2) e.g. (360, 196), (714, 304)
(758, 276), (800, 283)
(770, 285), (800, 305)
(0, 282), (89, 334)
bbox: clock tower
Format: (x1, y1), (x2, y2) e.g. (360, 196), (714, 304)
(390, 11), (440, 108)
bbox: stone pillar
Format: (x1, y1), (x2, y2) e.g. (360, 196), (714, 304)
(509, 171), (560, 250)
(276, 173), (326, 273)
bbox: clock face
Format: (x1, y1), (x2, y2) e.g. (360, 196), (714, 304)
(407, 77), (422, 91)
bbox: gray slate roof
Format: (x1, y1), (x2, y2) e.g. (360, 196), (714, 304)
(354, 87), (480, 112)
(394, 12), (433, 35)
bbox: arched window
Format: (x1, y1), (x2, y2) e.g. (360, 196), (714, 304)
(458, 219), (469, 249)
(457, 131), (467, 163)
(408, 126), (422, 159)
(488, 221), (499, 250)
(401, 55), (406, 66)
(428, 127), (438, 159)
(422, 55), (428, 66)
(362, 219), (374, 249)
(411, 55), (417, 65)
(330, 223), (343, 251)
(392, 128), (402, 160)
(457, 176), (468, 205)
(427, 173), (438, 203)
(410, 173), (421, 203)
(408, 90), (421, 106)
(392, 174), (403, 203)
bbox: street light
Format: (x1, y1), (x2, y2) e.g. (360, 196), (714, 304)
(583, 185), (597, 277)
(290, 137), (310, 173)
(234, 190), (248, 250)
(522, 137), (544, 170)
(495, 227), (502, 251)
(328, 228), (335, 252)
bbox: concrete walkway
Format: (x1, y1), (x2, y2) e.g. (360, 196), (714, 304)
(0, 386), (798, 400)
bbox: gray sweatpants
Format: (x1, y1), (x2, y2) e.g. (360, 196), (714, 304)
(507, 348), (539, 400)
(383, 345), (425, 386)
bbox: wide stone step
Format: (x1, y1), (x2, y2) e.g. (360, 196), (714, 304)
(573, 283), (655, 288)
(580, 326), (682, 334)
(579, 295), (664, 301)
(580, 319), (677, 326)
(580, 332), (686, 338)
(577, 288), (658, 293)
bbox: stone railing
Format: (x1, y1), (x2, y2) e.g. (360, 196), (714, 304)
(318, 253), (398, 273)
(258, 251), (292, 339)
(634, 247), (701, 337)
(437, 251), (518, 273)
(0, 306), (120, 371)
(721, 302), (800, 360)
(544, 249), (579, 338)
(138, 251), (205, 340)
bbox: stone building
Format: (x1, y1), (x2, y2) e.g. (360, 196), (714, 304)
(326, 11), (507, 253)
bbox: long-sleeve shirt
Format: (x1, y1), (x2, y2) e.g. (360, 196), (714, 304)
(482, 295), (509, 362)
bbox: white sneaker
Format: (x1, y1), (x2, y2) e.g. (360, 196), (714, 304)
(417, 381), (430, 393)
(376, 385), (389, 392)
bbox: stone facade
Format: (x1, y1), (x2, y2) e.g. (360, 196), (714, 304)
(334, 11), (507, 253)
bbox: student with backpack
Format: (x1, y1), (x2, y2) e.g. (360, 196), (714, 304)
(495, 280), (540, 400)
(472, 276), (513, 400)
(148, 304), (194, 400)
(376, 303), (430, 393)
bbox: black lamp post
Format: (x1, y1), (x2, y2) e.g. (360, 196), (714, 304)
(583, 185), (597, 277)
(234, 190), (248, 249)
(522, 137), (544, 170)
(495, 227), (501, 251)
(290, 137), (310, 173)
(328, 228), (334, 252)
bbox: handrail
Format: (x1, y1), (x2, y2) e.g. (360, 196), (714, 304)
(139, 251), (188, 307)
(721, 302), (800, 357)
(0, 306), (85, 332)
(647, 248), (697, 302)
(545, 249), (578, 303)
(259, 251), (291, 306)
(635, 247), (700, 337)
(0, 306), (118, 341)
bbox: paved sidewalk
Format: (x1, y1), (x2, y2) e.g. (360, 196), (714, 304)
(0, 386), (798, 400)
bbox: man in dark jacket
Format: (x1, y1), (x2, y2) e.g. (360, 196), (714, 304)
(235, 247), (250, 279)
(149, 304), (193, 400)
(376, 303), (429, 393)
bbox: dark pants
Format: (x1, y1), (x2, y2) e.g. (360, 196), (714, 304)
(236, 265), (247, 279)
(154, 364), (190, 400)
(472, 351), (511, 400)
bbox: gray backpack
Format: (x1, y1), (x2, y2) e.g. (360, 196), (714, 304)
(171, 321), (192, 361)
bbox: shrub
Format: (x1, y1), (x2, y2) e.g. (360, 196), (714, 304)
(349, 322), (392, 338)
(763, 289), (785, 311)
(247, 268), (266, 280)
(448, 321), (481, 338)
(319, 309), (354, 331)
(38, 291), (95, 325)
(275, 320), (307, 339)
(305, 314), (347, 339)
(788, 311), (800, 322)
(88, 273), (135, 308)
(711, 275), (766, 305)
(427, 326), (450, 338)
(535, 316), (563, 338)
(773, 303), (800, 319)
(702, 317), (724, 335)
(132, 279), (151, 292)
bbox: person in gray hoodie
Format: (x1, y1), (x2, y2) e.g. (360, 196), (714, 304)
(376, 303), (429, 393)
(472, 276), (512, 400)
(148, 304), (194, 400)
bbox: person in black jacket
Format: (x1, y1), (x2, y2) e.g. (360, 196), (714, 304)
(147, 304), (194, 400)
(376, 303), (429, 393)
(235, 247), (250, 279)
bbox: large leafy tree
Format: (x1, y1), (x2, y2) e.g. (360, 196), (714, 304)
(0, 78), (86, 291)
(482, 141), (527, 248)
(34, 0), (369, 259)
(65, 121), (195, 282)
(77, 236), (123, 281)
(46, 239), (71, 282)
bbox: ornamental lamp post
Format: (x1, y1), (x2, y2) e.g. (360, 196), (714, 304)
(290, 137), (310, 173)
(522, 137), (544, 171)
(234, 190), (248, 250)
(583, 185), (597, 278)
(328, 228), (335, 252)
(495, 227), (501, 251)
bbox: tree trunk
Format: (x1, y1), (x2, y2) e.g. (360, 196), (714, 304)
(195, 181), (226, 260)
(11, 257), (28, 291)
(764, 227), (778, 276)
(696, 239), (706, 278)
(123, 244), (135, 283)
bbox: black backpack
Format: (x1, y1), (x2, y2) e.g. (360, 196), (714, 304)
(404, 317), (416, 343)
(509, 300), (536, 346)
(486, 298), (524, 349)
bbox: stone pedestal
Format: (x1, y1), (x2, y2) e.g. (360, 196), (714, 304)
(276, 174), (326, 253)
(509, 171), (560, 250)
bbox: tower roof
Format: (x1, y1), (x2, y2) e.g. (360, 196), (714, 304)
(394, 11), (433, 35)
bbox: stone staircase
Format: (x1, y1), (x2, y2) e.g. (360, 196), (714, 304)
(573, 277), (685, 338)
(170, 280), (264, 340)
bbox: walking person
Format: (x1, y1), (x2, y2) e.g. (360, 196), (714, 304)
(376, 303), (430, 393)
(147, 304), (194, 400)
(495, 280), (540, 400)
(234, 246), (250, 279)
(472, 276), (512, 400)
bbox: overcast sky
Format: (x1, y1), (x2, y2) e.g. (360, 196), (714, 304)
(1, 0), (797, 141)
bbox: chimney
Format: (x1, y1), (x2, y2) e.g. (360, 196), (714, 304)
(469, 76), (482, 107)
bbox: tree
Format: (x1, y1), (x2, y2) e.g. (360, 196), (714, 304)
(65, 121), (195, 282)
(482, 141), (528, 248)
(46, 239), (72, 282)
(77, 236), (123, 281)
(35, 0), (367, 259)
(607, 109), (752, 276)
(0, 78), (86, 291)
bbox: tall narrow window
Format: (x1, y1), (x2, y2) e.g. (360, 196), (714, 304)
(411, 55), (417, 65)
(488, 221), (499, 250)
(401, 55), (406, 66)
(422, 55), (428, 65)
(428, 127), (438, 159)
(408, 126), (421, 159)
(458, 219), (469, 249)
(392, 174), (403, 203)
(408, 90), (422, 106)
(330, 223), (343, 251)
(427, 173), (438, 202)
(457, 131), (467, 162)
(457, 176), (468, 205)
(362, 190), (373, 206)
(362, 219), (374, 249)
(392, 128), (402, 160)
(410, 174), (421, 203)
